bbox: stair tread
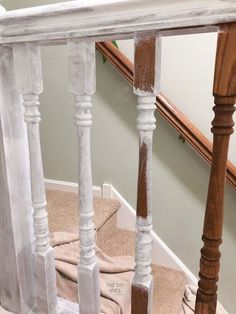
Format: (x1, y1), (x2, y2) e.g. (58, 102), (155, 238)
(46, 189), (120, 233)
(46, 190), (187, 313)
(101, 228), (188, 314)
(100, 228), (135, 256)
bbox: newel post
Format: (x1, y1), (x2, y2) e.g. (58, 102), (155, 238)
(67, 38), (100, 314)
(131, 31), (160, 314)
(195, 23), (236, 314)
(13, 43), (57, 314)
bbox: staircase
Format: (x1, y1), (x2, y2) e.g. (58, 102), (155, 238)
(0, 1), (236, 313)
(45, 184), (188, 314)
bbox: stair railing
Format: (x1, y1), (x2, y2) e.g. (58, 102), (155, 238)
(0, 1), (236, 314)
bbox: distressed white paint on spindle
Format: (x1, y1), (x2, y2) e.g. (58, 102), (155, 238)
(0, 45), (37, 313)
(13, 42), (57, 314)
(133, 96), (156, 313)
(1, 0), (236, 44)
(132, 30), (159, 313)
(68, 38), (100, 314)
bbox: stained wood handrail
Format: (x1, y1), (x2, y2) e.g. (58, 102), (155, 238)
(96, 41), (236, 190)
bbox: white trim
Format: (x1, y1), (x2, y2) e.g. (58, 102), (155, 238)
(101, 183), (113, 199)
(111, 185), (198, 286)
(44, 179), (102, 197)
(45, 178), (78, 192)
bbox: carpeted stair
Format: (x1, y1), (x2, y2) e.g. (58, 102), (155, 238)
(46, 189), (188, 314)
(46, 189), (120, 248)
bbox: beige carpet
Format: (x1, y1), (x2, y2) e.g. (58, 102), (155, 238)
(101, 228), (187, 314)
(0, 190), (225, 313)
(46, 190), (188, 314)
(46, 189), (120, 233)
(51, 232), (134, 314)
(51, 231), (187, 314)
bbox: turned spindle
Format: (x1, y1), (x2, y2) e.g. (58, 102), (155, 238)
(131, 31), (161, 314)
(67, 38), (100, 314)
(13, 43), (57, 314)
(195, 23), (236, 314)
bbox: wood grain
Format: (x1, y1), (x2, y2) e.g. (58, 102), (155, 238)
(134, 33), (156, 94)
(137, 142), (148, 218)
(131, 285), (149, 314)
(195, 97), (235, 314)
(96, 41), (236, 190)
(195, 24), (236, 313)
(214, 23), (236, 97)
(132, 33), (158, 314)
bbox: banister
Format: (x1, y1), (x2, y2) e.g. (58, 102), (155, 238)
(1, 2), (235, 313)
(96, 41), (236, 190)
(1, 0), (236, 44)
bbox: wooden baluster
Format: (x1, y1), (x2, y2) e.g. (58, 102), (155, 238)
(13, 43), (57, 314)
(195, 23), (236, 314)
(67, 38), (100, 314)
(132, 31), (160, 314)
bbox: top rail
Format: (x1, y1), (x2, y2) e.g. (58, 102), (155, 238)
(1, 0), (236, 44)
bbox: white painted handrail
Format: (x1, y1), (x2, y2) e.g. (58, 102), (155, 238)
(1, 0), (236, 43)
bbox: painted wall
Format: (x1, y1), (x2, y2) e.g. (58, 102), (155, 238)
(118, 34), (236, 165)
(3, 1), (236, 313)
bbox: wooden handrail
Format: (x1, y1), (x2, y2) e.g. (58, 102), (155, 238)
(96, 41), (236, 190)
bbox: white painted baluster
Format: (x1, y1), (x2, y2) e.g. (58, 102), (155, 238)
(67, 38), (100, 314)
(13, 43), (57, 314)
(132, 32), (160, 314)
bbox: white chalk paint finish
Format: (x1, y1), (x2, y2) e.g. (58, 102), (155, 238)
(1, 0), (236, 44)
(68, 38), (100, 314)
(0, 45), (37, 314)
(13, 42), (57, 314)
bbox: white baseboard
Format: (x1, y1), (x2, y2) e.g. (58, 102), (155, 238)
(44, 178), (197, 286)
(44, 178), (102, 197)
(110, 185), (198, 286)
